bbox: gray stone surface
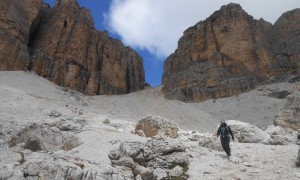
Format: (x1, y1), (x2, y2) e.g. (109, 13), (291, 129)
(198, 135), (223, 151)
(153, 168), (167, 180)
(274, 86), (300, 130)
(226, 120), (269, 143)
(10, 124), (81, 152)
(108, 137), (189, 179)
(169, 165), (183, 177)
(135, 115), (179, 138)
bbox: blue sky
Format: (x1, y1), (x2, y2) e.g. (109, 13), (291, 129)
(44, 0), (299, 86)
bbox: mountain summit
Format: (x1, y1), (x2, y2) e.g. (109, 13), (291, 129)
(162, 3), (300, 102)
(0, 0), (145, 95)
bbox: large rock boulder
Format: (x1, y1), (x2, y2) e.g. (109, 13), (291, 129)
(0, 0), (144, 95)
(274, 85), (300, 130)
(0, 152), (130, 180)
(162, 3), (300, 102)
(0, 120), (136, 180)
(109, 137), (189, 179)
(135, 115), (179, 138)
(224, 120), (296, 145)
(22, 153), (128, 180)
(263, 125), (295, 145)
(226, 120), (269, 143)
(198, 134), (223, 151)
(9, 122), (81, 152)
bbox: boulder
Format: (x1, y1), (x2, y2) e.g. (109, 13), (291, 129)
(198, 134), (223, 151)
(9, 123), (81, 152)
(24, 127), (81, 151)
(146, 152), (189, 169)
(0, 150), (22, 164)
(169, 165), (183, 177)
(0, 150), (129, 180)
(108, 137), (189, 179)
(56, 118), (86, 132)
(147, 137), (186, 155)
(133, 164), (154, 180)
(49, 110), (62, 117)
(226, 120), (269, 143)
(267, 91), (291, 99)
(0, 164), (14, 180)
(104, 120), (136, 133)
(22, 153), (126, 180)
(111, 157), (136, 169)
(217, 120), (296, 145)
(135, 115), (179, 138)
(153, 168), (168, 180)
(263, 125), (295, 145)
(118, 141), (145, 161)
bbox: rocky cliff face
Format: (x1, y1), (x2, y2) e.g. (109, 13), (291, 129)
(0, 0), (144, 95)
(274, 84), (300, 130)
(162, 4), (300, 102)
(0, 0), (46, 70)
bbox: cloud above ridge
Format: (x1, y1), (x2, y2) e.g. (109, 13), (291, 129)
(105, 0), (299, 58)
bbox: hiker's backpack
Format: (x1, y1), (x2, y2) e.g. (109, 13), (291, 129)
(220, 126), (229, 138)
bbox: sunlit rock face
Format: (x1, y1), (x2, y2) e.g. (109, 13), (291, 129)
(162, 4), (300, 102)
(0, 0), (145, 95)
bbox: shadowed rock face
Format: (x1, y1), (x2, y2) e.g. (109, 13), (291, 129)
(0, 0), (46, 70)
(0, 0), (144, 95)
(162, 4), (300, 102)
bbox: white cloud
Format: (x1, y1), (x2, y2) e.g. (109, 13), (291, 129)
(105, 0), (299, 58)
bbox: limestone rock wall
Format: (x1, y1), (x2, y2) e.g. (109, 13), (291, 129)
(0, 0), (144, 95)
(162, 4), (300, 102)
(0, 0), (47, 70)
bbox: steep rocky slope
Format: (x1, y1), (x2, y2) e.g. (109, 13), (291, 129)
(0, 0), (144, 95)
(162, 3), (300, 102)
(0, 72), (299, 179)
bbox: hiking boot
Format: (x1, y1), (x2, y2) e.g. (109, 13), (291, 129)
(227, 154), (231, 159)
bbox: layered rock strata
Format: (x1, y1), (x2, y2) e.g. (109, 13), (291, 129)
(0, 0), (144, 95)
(162, 4), (300, 102)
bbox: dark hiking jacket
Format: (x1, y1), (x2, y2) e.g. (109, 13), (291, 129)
(217, 123), (234, 140)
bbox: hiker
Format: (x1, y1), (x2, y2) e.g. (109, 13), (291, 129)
(217, 120), (234, 157)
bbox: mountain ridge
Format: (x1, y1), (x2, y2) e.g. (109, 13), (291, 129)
(162, 3), (300, 102)
(0, 0), (145, 95)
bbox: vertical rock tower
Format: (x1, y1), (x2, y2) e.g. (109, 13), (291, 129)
(0, 0), (145, 95)
(162, 4), (300, 102)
